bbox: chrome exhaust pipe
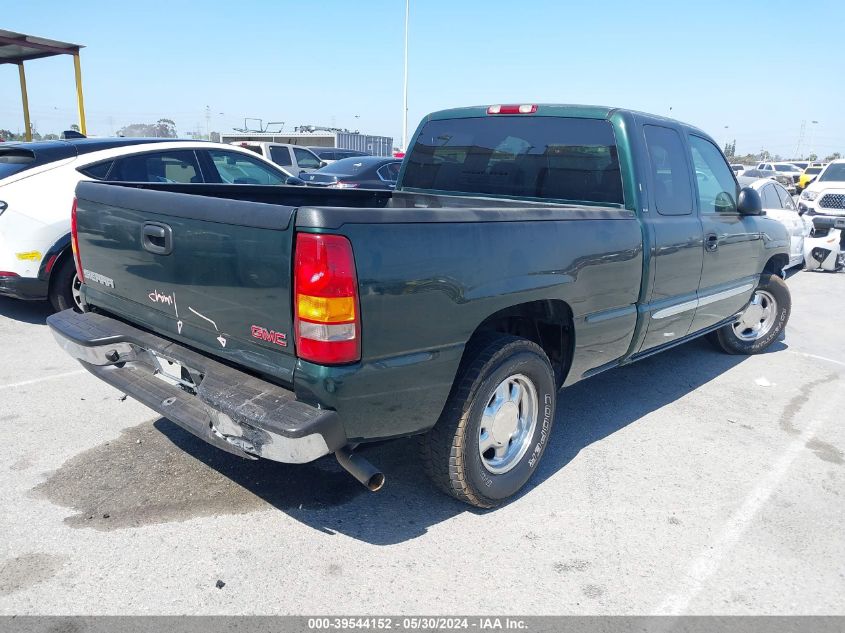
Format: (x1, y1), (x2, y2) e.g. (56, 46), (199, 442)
(335, 446), (385, 492)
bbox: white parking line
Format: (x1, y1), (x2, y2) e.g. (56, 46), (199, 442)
(654, 414), (825, 615)
(789, 351), (845, 368)
(0, 369), (86, 391)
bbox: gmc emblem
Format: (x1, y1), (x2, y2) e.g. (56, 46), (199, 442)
(250, 325), (287, 347)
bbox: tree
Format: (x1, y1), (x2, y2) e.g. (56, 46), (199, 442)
(116, 118), (178, 138)
(808, 153), (818, 162)
(210, 131), (220, 143)
(824, 152), (841, 162)
(70, 123), (80, 132)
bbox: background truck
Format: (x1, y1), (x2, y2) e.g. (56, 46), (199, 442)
(48, 104), (792, 508)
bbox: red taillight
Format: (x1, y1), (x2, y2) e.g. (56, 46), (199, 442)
(487, 104), (538, 115)
(294, 233), (360, 364)
(70, 197), (84, 283)
(0, 271), (20, 278)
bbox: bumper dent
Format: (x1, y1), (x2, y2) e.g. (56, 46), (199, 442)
(47, 309), (345, 463)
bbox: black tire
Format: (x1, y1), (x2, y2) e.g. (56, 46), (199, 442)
(48, 256), (81, 313)
(709, 273), (791, 355)
(420, 333), (556, 508)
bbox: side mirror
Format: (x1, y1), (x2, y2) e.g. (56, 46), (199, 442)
(737, 186), (763, 216)
(319, 161), (328, 168)
(285, 176), (305, 186)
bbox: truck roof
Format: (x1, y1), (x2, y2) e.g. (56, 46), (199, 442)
(423, 103), (710, 137)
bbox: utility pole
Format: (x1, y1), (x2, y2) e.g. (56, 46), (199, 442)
(795, 120), (806, 158)
(402, 0), (410, 151)
(205, 105), (211, 141)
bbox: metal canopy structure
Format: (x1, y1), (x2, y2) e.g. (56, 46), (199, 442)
(0, 29), (87, 141)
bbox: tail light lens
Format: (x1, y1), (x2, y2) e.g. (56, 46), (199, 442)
(70, 197), (85, 283)
(294, 233), (360, 364)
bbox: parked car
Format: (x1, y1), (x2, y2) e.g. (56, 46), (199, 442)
(230, 141), (325, 174)
(740, 168), (795, 191)
(756, 162), (802, 192)
(740, 176), (809, 269)
(306, 147), (370, 164)
(790, 161), (810, 171)
(0, 139), (301, 312)
(797, 163), (826, 192)
(730, 164), (752, 176)
(300, 156), (402, 189)
(49, 103), (791, 508)
(798, 159), (845, 217)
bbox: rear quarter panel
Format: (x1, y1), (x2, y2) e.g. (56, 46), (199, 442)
(294, 209), (643, 441)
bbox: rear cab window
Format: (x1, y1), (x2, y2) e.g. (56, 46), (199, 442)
(403, 116), (624, 205)
(269, 146), (292, 166)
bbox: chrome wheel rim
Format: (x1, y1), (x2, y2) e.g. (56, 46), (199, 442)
(478, 373), (538, 474)
(71, 273), (86, 311)
(733, 289), (777, 341)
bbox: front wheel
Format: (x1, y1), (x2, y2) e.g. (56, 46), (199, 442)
(709, 273), (791, 355)
(420, 334), (556, 508)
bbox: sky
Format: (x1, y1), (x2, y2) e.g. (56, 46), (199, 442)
(2, 0), (843, 158)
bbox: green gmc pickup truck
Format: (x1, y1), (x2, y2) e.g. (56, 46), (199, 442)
(48, 104), (792, 508)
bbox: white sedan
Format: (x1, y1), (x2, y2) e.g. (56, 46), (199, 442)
(0, 139), (298, 311)
(739, 176), (810, 270)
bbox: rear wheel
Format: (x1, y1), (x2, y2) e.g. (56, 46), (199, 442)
(420, 334), (556, 508)
(48, 256), (85, 313)
(709, 273), (790, 355)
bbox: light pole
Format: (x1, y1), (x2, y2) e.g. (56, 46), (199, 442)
(402, 0), (410, 151)
(808, 120), (819, 158)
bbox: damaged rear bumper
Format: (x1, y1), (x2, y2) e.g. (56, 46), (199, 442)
(46, 309), (346, 463)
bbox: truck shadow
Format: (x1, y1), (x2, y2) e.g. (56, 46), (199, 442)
(155, 336), (786, 545)
(0, 296), (52, 325)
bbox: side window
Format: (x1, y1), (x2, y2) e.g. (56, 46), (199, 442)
(78, 161), (114, 180)
(111, 151), (201, 183)
(688, 136), (739, 214)
(643, 125), (693, 216)
(207, 150), (285, 185)
(268, 146), (292, 166)
(775, 184), (797, 211)
(761, 184), (782, 209)
(293, 147), (322, 169)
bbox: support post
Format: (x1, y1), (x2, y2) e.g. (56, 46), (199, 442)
(18, 62), (32, 141)
(73, 52), (87, 136)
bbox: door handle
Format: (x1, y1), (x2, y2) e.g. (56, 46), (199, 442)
(141, 222), (173, 255)
(704, 233), (719, 252)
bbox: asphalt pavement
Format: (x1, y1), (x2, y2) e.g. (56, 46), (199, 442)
(0, 270), (843, 615)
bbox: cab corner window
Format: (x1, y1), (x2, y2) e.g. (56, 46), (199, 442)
(643, 125), (693, 216)
(689, 135), (739, 214)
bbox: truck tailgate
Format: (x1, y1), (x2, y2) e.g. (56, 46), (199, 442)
(73, 182), (298, 383)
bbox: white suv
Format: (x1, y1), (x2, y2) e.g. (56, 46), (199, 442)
(798, 159), (845, 218)
(756, 162), (803, 193)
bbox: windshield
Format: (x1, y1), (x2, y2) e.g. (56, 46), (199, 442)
(819, 163), (845, 182)
(806, 167), (822, 175)
(403, 116), (623, 204)
(774, 164), (799, 172)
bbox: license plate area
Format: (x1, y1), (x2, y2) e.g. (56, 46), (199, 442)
(150, 351), (200, 392)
